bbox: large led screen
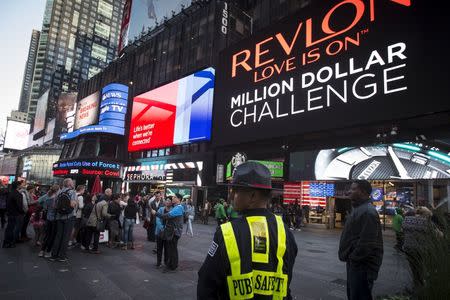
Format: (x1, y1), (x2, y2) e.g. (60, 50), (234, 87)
(120, 0), (192, 52)
(290, 142), (450, 181)
(129, 67), (215, 151)
(4, 120), (30, 150)
(61, 84), (129, 140)
(55, 92), (77, 138)
(34, 90), (49, 134)
(74, 91), (100, 130)
(213, 0), (450, 147)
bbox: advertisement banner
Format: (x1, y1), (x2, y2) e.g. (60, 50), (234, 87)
(74, 91), (100, 130)
(123, 0), (191, 51)
(33, 90), (49, 134)
(213, 0), (450, 146)
(55, 92), (77, 137)
(4, 120), (30, 151)
(290, 142), (450, 181)
(60, 84), (128, 140)
(128, 67), (215, 151)
(53, 159), (122, 178)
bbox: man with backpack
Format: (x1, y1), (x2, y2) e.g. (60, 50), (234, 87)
(50, 178), (77, 262)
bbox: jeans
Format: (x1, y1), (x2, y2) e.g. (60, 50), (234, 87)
(14, 215), (24, 242)
(346, 262), (375, 300)
(3, 215), (17, 246)
(166, 235), (180, 270)
(41, 220), (57, 253)
(156, 236), (168, 266)
(186, 216), (193, 236)
(123, 218), (135, 243)
(51, 218), (75, 258)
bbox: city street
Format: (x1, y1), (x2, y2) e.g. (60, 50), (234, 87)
(0, 220), (411, 300)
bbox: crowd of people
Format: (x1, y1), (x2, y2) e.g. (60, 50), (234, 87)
(0, 179), (196, 272)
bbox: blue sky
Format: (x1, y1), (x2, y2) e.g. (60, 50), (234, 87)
(0, 0), (46, 134)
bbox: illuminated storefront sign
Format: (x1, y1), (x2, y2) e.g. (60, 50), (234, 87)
(61, 83), (128, 140)
(53, 159), (122, 178)
(128, 68), (215, 151)
(213, 0), (450, 146)
(226, 160), (284, 179)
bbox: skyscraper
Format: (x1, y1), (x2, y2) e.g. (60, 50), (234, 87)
(29, 0), (124, 121)
(18, 30), (40, 118)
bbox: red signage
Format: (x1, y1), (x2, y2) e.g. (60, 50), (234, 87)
(53, 170), (69, 176)
(81, 169), (120, 177)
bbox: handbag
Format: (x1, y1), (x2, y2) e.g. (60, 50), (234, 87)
(161, 224), (175, 241)
(95, 204), (106, 232)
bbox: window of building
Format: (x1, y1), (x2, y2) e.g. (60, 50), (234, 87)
(98, 136), (117, 158)
(79, 137), (98, 157)
(91, 43), (107, 62)
(97, 0), (113, 19)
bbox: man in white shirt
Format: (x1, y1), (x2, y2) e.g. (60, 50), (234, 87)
(69, 185), (86, 247)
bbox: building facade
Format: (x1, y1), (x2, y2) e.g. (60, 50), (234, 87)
(18, 30), (40, 118)
(29, 0), (125, 120)
(54, 0), (251, 198)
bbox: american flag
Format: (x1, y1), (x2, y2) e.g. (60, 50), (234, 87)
(283, 181), (334, 207)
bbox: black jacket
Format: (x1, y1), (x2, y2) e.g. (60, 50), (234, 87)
(108, 201), (122, 221)
(6, 189), (25, 217)
(338, 199), (383, 276)
(197, 208), (298, 299)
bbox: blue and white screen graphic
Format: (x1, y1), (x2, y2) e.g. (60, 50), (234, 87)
(61, 83), (128, 140)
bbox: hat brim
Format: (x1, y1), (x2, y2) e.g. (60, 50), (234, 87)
(217, 182), (283, 192)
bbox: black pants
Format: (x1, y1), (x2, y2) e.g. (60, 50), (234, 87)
(166, 235), (180, 270)
(51, 218), (75, 258)
(346, 263), (375, 300)
(2, 215), (17, 247)
(156, 236), (169, 266)
(0, 209), (6, 228)
(21, 211), (31, 238)
(395, 232), (404, 249)
(147, 223), (155, 242)
(84, 226), (100, 250)
(41, 220), (57, 253)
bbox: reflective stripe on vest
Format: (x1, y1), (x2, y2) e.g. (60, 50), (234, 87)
(221, 215), (288, 299)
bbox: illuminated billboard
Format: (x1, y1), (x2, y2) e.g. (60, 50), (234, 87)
(213, 0), (450, 146)
(4, 120), (30, 150)
(129, 67), (215, 151)
(74, 92), (100, 130)
(119, 0), (191, 52)
(60, 84), (129, 140)
(55, 92), (77, 137)
(290, 142), (450, 181)
(33, 90), (49, 134)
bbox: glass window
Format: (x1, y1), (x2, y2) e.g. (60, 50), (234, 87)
(98, 0), (113, 19)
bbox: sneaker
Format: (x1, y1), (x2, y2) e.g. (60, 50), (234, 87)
(155, 263), (162, 269)
(68, 241), (73, 247)
(57, 257), (68, 262)
(162, 267), (177, 273)
(121, 246), (127, 250)
(44, 252), (52, 258)
(38, 250), (45, 257)
(80, 245), (86, 251)
(48, 256), (58, 261)
(152, 249), (157, 254)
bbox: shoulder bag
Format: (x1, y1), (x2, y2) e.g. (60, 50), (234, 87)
(95, 204), (106, 232)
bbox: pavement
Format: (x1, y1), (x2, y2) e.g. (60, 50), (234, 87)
(0, 220), (411, 300)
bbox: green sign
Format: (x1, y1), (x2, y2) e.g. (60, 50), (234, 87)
(226, 160), (284, 179)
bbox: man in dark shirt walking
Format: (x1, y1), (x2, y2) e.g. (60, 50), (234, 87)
(338, 180), (383, 300)
(2, 181), (25, 248)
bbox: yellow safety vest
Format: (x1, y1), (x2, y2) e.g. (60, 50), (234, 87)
(221, 215), (288, 300)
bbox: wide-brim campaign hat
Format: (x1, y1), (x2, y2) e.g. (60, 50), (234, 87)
(223, 161), (275, 190)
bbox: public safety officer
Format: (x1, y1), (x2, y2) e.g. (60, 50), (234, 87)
(197, 161), (298, 299)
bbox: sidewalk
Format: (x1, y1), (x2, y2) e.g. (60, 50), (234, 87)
(0, 221), (411, 299)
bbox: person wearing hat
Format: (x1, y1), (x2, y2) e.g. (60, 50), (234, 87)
(197, 161), (298, 299)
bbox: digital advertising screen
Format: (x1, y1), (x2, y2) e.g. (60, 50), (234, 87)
(4, 120), (30, 151)
(55, 92), (77, 137)
(128, 67), (215, 151)
(120, 0), (192, 52)
(213, 0), (450, 147)
(60, 84), (129, 140)
(290, 142), (450, 181)
(74, 91), (100, 130)
(33, 90), (49, 134)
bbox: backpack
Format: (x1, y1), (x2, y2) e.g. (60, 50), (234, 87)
(56, 190), (74, 215)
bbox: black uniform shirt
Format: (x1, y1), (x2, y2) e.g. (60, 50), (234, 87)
(197, 208), (298, 300)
